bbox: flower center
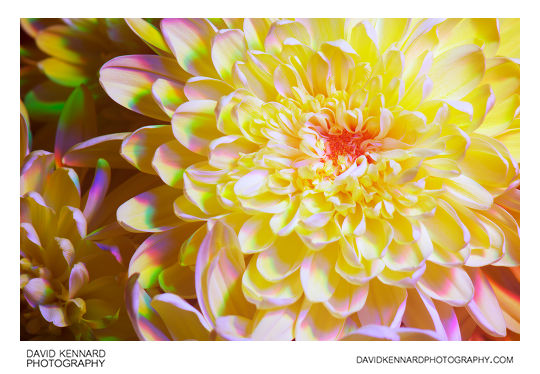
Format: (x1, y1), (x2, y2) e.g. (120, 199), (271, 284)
(322, 131), (370, 165)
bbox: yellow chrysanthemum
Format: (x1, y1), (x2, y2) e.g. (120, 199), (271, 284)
(101, 18), (519, 341)
(20, 105), (140, 340)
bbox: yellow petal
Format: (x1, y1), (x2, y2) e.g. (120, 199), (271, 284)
(357, 279), (406, 327)
(36, 25), (98, 64)
(497, 19), (519, 59)
(481, 58), (519, 102)
(295, 300), (345, 341)
(62, 133), (133, 169)
(324, 278), (369, 318)
(238, 214), (276, 254)
(459, 134), (517, 191)
(211, 29), (247, 82)
(243, 18), (274, 51)
(437, 19), (500, 58)
(417, 262), (474, 307)
(495, 128), (519, 163)
(349, 21), (379, 66)
(476, 94), (519, 136)
(151, 293), (211, 340)
(250, 302), (301, 341)
(355, 218), (393, 260)
(129, 224), (200, 288)
(43, 167), (81, 212)
(376, 18), (410, 53)
(125, 18), (172, 56)
(298, 18), (345, 49)
(422, 200), (469, 252)
(38, 57), (91, 87)
(242, 256), (303, 309)
(428, 44), (485, 100)
(443, 174), (493, 210)
(196, 221), (254, 324)
(384, 223), (433, 271)
(151, 78), (186, 117)
(257, 233), (308, 281)
(161, 18), (218, 78)
(117, 185), (181, 232)
(465, 268), (506, 337)
(152, 140), (204, 189)
(121, 125), (174, 174)
(300, 245), (340, 302)
(264, 20), (311, 55)
(99, 55), (188, 121)
(184, 76), (234, 101)
(172, 100), (221, 156)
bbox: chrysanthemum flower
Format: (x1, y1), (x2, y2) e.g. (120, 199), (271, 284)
(100, 18), (520, 340)
(20, 18), (159, 151)
(20, 100), (148, 340)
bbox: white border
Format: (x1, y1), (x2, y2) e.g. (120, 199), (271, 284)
(5, 1), (536, 373)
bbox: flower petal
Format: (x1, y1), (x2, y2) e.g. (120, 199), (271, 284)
(121, 125), (174, 174)
(23, 278), (55, 308)
(152, 140), (205, 188)
(376, 18), (410, 53)
(422, 200), (469, 252)
(417, 262), (474, 306)
(465, 268), (506, 337)
(68, 262), (89, 298)
(295, 300), (345, 341)
(184, 76), (234, 101)
(172, 100), (221, 156)
(264, 20), (311, 55)
(82, 158), (110, 222)
(158, 263), (196, 298)
(38, 57), (91, 87)
(238, 214), (276, 254)
(150, 293), (212, 340)
(211, 29), (247, 82)
(324, 278), (369, 318)
(256, 233), (307, 281)
(497, 19), (519, 59)
(428, 45), (485, 100)
(483, 204), (520, 266)
(496, 128), (520, 163)
(125, 18), (172, 55)
(21, 151), (55, 196)
(443, 174), (494, 210)
(125, 274), (171, 341)
(62, 133), (133, 169)
(300, 244), (340, 302)
(39, 304), (67, 327)
(357, 279), (407, 328)
(151, 78), (186, 117)
(355, 218), (393, 260)
(250, 302), (300, 341)
(161, 18), (218, 78)
(99, 54), (188, 120)
(117, 185), (181, 232)
(196, 222), (254, 324)
(43, 167), (81, 212)
(243, 18), (273, 51)
(129, 223), (201, 288)
(35, 24), (99, 64)
(242, 256), (303, 309)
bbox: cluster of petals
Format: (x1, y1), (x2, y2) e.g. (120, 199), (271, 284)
(98, 18), (520, 341)
(19, 88), (142, 339)
(20, 18), (520, 341)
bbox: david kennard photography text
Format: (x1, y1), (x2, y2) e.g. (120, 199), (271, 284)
(26, 349), (106, 368)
